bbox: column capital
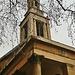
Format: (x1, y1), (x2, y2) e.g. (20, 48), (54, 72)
(28, 53), (44, 64)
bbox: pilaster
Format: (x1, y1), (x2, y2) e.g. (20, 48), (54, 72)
(30, 15), (34, 35)
(33, 19), (37, 36)
(43, 23), (47, 38)
(47, 21), (51, 39)
(28, 19), (31, 37)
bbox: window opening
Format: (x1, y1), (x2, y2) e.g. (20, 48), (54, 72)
(36, 21), (43, 37)
(35, 1), (38, 7)
(46, 23), (48, 38)
(32, 1), (33, 6)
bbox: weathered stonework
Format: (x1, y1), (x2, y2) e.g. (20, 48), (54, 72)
(0, 0), (75, 75)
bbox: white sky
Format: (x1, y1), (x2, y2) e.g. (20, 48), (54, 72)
(0, 0), (75, 58)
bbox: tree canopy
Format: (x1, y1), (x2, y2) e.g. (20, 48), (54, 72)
(0, 0), (75, 48)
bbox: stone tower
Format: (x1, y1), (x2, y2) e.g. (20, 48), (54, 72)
(20, 0), (51, 42)
(0, 0), (75, 75)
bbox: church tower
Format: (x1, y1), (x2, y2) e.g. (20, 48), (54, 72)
(0, 0), (75, 75)
(20, 0), (51, 42)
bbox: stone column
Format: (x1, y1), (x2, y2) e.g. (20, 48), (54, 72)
(28, 54), (44, 75)
(67, 64), (75, 75)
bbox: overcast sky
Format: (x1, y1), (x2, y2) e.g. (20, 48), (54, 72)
(0, 0), (75, 58)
